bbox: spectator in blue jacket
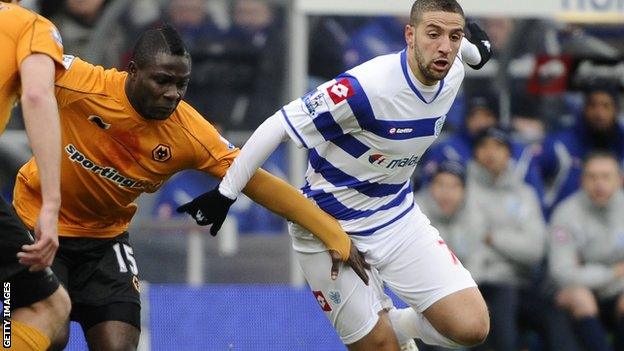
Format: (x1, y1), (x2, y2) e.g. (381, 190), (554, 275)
(421, 97), (545, 203)
(537, 88), (623, 218)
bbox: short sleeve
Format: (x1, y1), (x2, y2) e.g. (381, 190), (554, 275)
(279, 75), (364, 149)
(178, 103), (240, 178)
(16, 15), (64, 72)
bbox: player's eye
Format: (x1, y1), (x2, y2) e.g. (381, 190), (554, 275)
(450, 33), (462, 41)
(154, 76), (170, 85)
(428, 32), (439, 39)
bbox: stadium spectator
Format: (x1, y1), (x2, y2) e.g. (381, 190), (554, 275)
(169, 0), (285, 130)
(416, 161), (487, 275)
(466, 128), (554, 351)
(548, 152), (624, 351)
(421, 97), (545, 204)
(537, 88), (624, 218)
(342, 16), (407, 68)
(49, 0), (129, 68)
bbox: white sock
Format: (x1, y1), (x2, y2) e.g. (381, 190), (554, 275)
(388, 307), (463, 349)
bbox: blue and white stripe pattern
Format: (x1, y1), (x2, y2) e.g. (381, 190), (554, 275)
(280, 49), (465, 235)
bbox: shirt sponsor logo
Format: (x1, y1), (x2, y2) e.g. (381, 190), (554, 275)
(389, 127), (413, 134)
(65, 144), (148, 189)
(368, 153), (419, 169)
(326, 78), (354, 104)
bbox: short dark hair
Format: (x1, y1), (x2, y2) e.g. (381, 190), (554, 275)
(433, 160), (466, 185)
(583, 151), (620, 171)
(410, 0), (465, 25)
(131, 24), (190, 68)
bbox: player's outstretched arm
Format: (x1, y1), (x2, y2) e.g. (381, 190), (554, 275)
(243, 169), (370, 284)
(461, 22), (492, 70)
(16, 54), (62, 272)
(176, 169), (371, 284)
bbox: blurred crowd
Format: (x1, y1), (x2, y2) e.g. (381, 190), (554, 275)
(3, 1), (624, 350)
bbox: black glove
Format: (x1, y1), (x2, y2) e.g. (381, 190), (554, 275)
(466, 21), (492, 70)
(176, 188), (236, 236)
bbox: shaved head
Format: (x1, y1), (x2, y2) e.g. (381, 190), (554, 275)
(410, 0), (465, 25)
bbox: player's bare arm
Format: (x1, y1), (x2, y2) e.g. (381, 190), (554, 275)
(16, 53), (62, 272)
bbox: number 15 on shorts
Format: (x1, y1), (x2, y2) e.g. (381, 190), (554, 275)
(112, 243), (139, 275)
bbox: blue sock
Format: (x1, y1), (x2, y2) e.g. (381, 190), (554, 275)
(576, 317), (613, 351)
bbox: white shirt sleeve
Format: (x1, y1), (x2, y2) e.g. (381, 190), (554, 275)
(279, 76), (362, 149)
(460, 37), (482, 66)
(218, 113), (289, 199)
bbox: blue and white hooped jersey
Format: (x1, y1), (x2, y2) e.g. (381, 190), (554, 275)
(280, 49), (465, 235)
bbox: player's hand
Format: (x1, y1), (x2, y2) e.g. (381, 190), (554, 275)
(17, 205), (59, 272)
(329, 240), (371, 285)
(176, 188), (236, 236)
(465, 21), (492, 70)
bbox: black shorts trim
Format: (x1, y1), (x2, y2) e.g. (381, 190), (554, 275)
(72, 302), (141, 331)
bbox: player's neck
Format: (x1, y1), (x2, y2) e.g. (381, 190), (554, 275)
(407, 54), (437, 86)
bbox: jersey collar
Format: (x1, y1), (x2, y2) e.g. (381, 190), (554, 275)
(400, 49), (445, 104)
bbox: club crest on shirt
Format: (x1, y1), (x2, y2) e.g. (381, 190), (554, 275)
(434, 115), (446, 136)
(152, 144), (172, 162)
(328, 290), (341, 305)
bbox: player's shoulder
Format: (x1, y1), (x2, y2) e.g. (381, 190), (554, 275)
(56, 56), (124, 96)
(169, 100), (214, 129)
(347, 51), (402, 84)
(344, 51), (404, 99)
(0, 3), (36, 23)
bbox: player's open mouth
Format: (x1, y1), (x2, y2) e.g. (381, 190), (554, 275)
(432, 59), (449, 70)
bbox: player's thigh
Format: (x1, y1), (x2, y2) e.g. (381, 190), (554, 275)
(84, 312), (140, 351)
(64, 233), (142, 332)
(296, 250), (385, 345)
(378, 222), (477, 314)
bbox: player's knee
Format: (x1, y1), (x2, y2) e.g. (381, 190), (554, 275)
(48, 322), (70, 351)
(452, 315), (489, 346)
(44, 286), (71, 323)
(100, 339), (138, 351)
(448, 304), (489, 346)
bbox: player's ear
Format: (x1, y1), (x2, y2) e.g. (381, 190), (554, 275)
(127, 61), (138, 76)
(405, 24), (415, 49)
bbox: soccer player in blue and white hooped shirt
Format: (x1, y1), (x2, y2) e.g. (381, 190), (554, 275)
(178, 1), (493, 349)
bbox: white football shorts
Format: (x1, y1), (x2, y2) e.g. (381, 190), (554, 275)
(290, 210), (477, 344)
